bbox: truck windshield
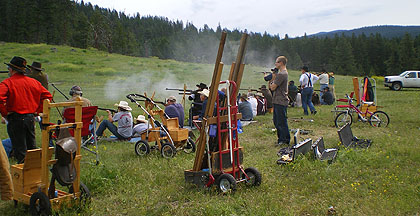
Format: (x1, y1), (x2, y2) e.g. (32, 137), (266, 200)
(399, 71), (409, 77)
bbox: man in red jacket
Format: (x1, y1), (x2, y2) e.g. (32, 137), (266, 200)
(0, 56), (52, 163)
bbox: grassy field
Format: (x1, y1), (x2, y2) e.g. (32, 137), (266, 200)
(0, 42), (419, 215)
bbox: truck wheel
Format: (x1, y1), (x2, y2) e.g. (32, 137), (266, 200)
(392, 82), (402, 91)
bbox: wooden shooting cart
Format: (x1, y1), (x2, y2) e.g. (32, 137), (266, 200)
(11, 98), (90, 215)
(184, 32), (261, 192)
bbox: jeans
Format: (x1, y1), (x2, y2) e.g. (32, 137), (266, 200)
(96, 120), (125, 140)
(7, 113), (36, 163)
(301, 87), (316, 115)
(319, 84), (328, 103)
(273, 104), (290, 144)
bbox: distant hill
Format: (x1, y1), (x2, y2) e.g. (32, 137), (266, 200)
(310, 25), (420, 38)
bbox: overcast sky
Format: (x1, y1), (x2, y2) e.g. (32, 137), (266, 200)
(85, 0), (420, 38)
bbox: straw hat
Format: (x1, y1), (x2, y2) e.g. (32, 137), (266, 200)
(198, 89), (210, 97)
(114, 100), (132, 111)
(136, 115), (147, 123)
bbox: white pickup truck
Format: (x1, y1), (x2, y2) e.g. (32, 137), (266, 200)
(384, 71), (420, 91)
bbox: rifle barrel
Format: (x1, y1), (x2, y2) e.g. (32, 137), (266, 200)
(165, 88), (193, 92)
(98, 107), (118, 113)
(0, 71), (9, 73)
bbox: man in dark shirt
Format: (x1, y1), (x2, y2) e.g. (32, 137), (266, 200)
(321, 87), (334, 105)
(259, 85), (273, 110)
(164, 96), (185, 128)
(27, 61), (49, 90)
(0, 56), (52, 163)
(238, 95), (253, 121)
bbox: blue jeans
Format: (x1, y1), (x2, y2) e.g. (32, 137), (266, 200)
(319, 84), (328, 103)
(96, 120), (125, 140)
(301, 87), (316, 115)
(273, 104), (290, 144)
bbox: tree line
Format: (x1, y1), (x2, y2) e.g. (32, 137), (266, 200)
(0, 0), (419, 76)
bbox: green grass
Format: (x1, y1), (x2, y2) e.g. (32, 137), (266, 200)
(0, 42), (419, 215)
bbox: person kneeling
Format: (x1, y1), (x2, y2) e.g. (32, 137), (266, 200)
(96, 101), (133, 140)
(321, 87), (334, 105)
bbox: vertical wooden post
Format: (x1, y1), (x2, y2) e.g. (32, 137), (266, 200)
(73, 97), (83, 194)
(41, 99), (51, 195)
(353, 77), (360, 104)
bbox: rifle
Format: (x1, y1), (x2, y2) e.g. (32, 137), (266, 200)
(98, 107), (118, 113)
(255, 71), (271, 74)
(239, 88), (259, 92)
(50, 83), (69, 100)
(0, 71), (9, 73)
(165, 88), (193, 92)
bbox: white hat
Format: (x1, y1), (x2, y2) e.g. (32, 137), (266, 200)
(167, 96), (177, 102)
(198, 89), (210, 97)
(136, 115), (147, 123)
(114, 100), (132, 111)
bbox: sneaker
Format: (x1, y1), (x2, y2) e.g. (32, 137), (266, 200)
(311, 110), (317, 115)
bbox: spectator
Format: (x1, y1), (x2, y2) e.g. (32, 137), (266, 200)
(318, 69), (329, 104)
(255, 92), (267, 115)
(247, 92), (258, 117)
(238, 95), (253, 121)
(321, 87), (334, 105)
(164, 96), (185, 128)
(329, 72), (336, 100)
(27, 61), (49, 90)
(0, 56), (52, 163)
(96, 101), (133, 140)
(288, 80), (298, 107)
(259, 85), (273, 110)
(299, 66), (319, 115)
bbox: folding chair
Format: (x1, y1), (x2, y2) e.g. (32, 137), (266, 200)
(63, 106), (100, 165)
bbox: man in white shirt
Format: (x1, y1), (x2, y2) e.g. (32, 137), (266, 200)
(318, 69), (329, 104)
(299, 66), (319, 115)
(247, 92), (258, 117)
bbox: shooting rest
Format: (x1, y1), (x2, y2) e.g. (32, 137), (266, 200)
(337, 123), (372, 148)
(277, 139), (312, 165)
(312, 137), (338, 161)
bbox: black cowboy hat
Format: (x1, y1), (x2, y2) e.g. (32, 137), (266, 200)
(4, 56), (27, 73)
(259, 85), (267, 90)
(196, 82), (207, 89)
(28, 61), (44, 71)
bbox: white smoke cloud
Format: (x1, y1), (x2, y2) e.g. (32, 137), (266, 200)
(104, 70), (185, 102)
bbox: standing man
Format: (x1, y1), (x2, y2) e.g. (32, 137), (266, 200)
(0, 56), (52, 163)
(164, 96), (185, 128)
(269, 56), (290, 146)
(299, 66), (319, 115)
(27, 61), (49, 90)
(318, 69), (329, 104)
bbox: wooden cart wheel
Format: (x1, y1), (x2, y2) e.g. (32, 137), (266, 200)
(216, 173), (237, 193)
(183, 138), (196, 154)
(134, 140), (150, 156)
(242, 167), (262, 186)
(161, 143), (176, 158)
(29, 192), (51, 216)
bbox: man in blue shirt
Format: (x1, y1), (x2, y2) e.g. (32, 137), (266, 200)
(164, 96), (185, 128)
